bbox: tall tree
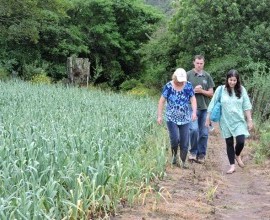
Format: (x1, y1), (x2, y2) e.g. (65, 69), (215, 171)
(0, 0), (79, 79)
(0, 0), (162, 87)
(171, 0), (270, 82)
(140, 0), (270, 87)
(69, 0), (163, 88)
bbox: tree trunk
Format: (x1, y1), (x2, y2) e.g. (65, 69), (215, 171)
(67, 57), (90, 87)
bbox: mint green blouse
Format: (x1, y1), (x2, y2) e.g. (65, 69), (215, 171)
(208, 85), (252, 138)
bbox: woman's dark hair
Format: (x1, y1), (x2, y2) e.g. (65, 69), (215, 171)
(225, 69), (242, 98)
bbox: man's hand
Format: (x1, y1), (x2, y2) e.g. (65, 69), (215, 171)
(194, 85), (203, 94)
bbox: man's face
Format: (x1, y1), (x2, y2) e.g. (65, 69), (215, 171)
(193, 58), (204, 72)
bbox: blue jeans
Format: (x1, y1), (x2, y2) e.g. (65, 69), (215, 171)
(189, 109), (209, 157)
(166, 121), (190, 162)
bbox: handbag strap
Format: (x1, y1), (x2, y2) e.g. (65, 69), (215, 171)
(217, 85), (223, 102)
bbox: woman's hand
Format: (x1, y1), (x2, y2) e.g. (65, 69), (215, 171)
(191, 112), (197, 121)
(157, 116), (163, 125)
(157, 96), (165, 125)
(205, 115), (211, 127)
(247, 120), (253, 131)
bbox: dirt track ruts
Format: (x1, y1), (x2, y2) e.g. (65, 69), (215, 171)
(113, 124), (270, 220)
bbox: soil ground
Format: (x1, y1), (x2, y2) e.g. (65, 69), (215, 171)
(112, 124), (270, 220)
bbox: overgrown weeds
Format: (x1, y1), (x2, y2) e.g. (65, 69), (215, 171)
(254, 124), (270, 163)
(244, 62), (270, 163)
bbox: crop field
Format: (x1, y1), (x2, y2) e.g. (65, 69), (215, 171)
(0, 80), (167, 219)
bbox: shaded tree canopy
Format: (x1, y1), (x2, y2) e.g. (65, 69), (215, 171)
(140, 0), (270, 88)
(0, 0), (162, 87)
(1, 0), (270, 90)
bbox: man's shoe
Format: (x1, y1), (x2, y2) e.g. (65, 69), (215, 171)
(197, 155), (205, 164)
(188, 154), (197, 161)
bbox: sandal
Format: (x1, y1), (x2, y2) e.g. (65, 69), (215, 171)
(235, 156), (245, 168)
(226, 168), (235, 174)
(226, 165), (235, 174)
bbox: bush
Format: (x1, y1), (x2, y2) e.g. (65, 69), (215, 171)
(127, 86), (158, 97)
(22, 62), (49, 81)
(120, 79), (141, 91)
(207, 54), (253, 85)
(0, 59), (18, 73)
(31, 74), (51, 84)
(254, 124), (270, 163)
(96, 82), (113, 92)
(244, 62), (270, 124)
(260, 132), (270, 157)
(0, 67), (9, 80)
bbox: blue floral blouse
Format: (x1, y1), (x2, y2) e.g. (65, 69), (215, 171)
(162, 81), (195, 125)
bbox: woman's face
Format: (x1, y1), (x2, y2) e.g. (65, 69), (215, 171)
(173, 79), (185, 86)
(228, 76), (237, 88)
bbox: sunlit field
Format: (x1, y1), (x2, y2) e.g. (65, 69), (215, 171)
(0, 80), (167, 219)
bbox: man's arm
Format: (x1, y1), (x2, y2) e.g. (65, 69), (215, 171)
(194, 86), (214, 98)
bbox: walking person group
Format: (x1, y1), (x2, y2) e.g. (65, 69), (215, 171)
(157, 55), (253, 173)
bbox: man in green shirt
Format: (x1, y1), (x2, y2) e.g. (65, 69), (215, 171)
(187, 55), (215, 163)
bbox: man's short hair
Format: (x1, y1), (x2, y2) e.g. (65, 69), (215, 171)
(194, 55), (205, 61)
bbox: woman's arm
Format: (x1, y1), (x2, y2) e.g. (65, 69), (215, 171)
(245, 109), (253, 130)
(190, 96), (197, 121)
(157, 96), (166, 125)
(242, 86), (253, 130)
(205, 112), (211, 127)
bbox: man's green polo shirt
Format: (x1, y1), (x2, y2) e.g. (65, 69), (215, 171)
(187, 70), (215, 110)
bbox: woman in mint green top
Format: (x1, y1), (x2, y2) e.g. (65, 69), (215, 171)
(206, 70), (253, 174)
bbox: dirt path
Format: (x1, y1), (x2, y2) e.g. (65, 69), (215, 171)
(113, 125), (270, 220)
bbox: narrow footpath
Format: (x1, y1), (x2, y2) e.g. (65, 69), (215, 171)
(113, 124), (270, 220)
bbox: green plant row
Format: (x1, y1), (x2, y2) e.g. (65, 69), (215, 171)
(0, 80), (167, 219)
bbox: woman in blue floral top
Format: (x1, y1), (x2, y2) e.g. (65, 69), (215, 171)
(206, 69), (253, 174)
(157, 68), (197, 168)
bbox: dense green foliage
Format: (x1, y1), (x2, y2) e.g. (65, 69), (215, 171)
(141, 0), (270, 88)
(0, 0), (74, 79)
(254, 125), (270, 163)
(145, 0), (174, 14)
(139, 24), (178, 88)
(1, 0), (270, 90)
(0, 0), (162, 88)
(244, 62), (270, 123)
(0, 80), (167, 218)
(69, 0), (162, 88)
